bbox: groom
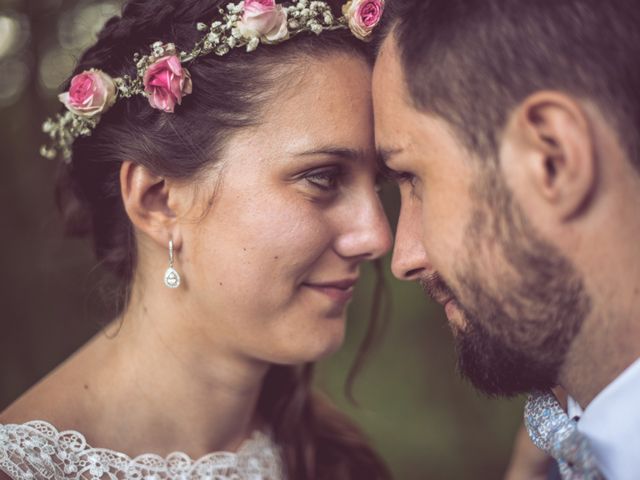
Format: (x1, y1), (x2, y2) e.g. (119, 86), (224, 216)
(373, 0), (640, 478)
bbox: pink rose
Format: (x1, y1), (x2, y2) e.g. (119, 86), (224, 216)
(343, 0), (385, 41)
(143, 55), (193, 113)
(59, 69), (117, 117)
(238, 0), (289, 43)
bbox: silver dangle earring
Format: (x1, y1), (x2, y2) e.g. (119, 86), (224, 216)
(164, 239), (181, 289)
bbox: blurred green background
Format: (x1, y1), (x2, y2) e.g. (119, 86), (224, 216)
(0, 0), (524, 477)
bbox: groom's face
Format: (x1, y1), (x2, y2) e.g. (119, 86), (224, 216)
(373, 36), (590, 396)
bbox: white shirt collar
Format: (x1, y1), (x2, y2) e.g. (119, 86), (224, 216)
(571, 357), (640, 480)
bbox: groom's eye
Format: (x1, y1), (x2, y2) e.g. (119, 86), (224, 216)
(378, 160), (419, 192)
(390, 171), (417, 188)
(374, 172), (386, 193)
(390, 171), (422, 200)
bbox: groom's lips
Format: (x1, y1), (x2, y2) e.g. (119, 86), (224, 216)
(429, 291), (454, 308)
(436, 295), (459, 316)
(444, 298), (456, 314)
(444, 299), (465, 328)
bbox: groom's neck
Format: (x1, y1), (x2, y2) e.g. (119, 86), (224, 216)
(559, 277), (640, 408)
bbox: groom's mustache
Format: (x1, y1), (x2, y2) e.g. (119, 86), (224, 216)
(419, 272), (456, 307)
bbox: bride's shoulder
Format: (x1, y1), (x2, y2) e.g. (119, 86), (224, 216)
(0, 367), (86, 430)
(0, 339), (99, 427)
(0, 383), (61, 427)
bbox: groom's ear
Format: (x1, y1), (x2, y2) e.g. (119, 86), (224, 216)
(499, 91), (596, 222)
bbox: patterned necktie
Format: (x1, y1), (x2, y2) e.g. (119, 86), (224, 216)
(524, 391), (604, 479)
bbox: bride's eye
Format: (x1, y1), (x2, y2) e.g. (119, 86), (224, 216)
(303, 166), (342, 191)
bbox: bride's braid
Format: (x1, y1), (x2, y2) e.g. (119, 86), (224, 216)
(54, 1), (391, 478)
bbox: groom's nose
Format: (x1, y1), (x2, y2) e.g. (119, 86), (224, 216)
(391, 200), (430, 281)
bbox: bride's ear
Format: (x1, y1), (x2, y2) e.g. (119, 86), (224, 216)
(119, 161), (183, 249)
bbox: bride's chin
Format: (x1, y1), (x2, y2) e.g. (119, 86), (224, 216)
(281, 323), (347, 365)
(308, 333), (347, 363)
(312, 335), (346, 361)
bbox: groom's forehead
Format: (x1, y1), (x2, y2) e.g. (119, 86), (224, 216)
(372, 54), (406, 166)
(372, 35), (415, 131)
(373, 35), (431, 163)
(373, 34), (404, 94)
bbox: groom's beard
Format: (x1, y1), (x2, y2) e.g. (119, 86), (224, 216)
(422, 173), (592, 397)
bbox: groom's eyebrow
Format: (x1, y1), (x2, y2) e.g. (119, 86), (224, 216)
(376, 147), (403, 170)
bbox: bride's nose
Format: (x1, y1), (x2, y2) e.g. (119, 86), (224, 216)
(333, 190), (392, 261)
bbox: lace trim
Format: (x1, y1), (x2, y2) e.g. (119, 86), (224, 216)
(0, 420), (285, 480)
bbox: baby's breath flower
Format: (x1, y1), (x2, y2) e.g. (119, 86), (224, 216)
(247, 37), (260, 52)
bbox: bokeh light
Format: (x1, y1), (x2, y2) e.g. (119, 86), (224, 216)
(37, 0), (121, 94)
(0, 10), (30, 108)
(37, 45), (76, 92)
(57, 1), (120, 50)
(0, 57), (29, 107)
(0, 14), (21, 58)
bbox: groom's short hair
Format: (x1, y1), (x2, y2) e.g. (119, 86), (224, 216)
(384, 0), (640, 172)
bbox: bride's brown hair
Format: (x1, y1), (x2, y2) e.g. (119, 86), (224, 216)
(54, 0), (391, 478)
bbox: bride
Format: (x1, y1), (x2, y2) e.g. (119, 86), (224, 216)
(0, 0), (392, 478)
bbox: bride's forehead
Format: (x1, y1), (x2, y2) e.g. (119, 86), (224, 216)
(268, 55), (371, 107)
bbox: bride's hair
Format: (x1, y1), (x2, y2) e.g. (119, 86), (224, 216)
(54, 0), (391, 478)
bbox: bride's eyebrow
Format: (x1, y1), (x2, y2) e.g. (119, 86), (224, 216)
(294, 146), (364, 161)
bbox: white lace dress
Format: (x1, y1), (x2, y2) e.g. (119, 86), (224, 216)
(0, 421), (285, 480)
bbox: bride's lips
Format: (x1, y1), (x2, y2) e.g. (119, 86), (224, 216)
(303, 278), (357, 303)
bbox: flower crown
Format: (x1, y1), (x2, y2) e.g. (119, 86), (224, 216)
(40, 0), (384, 163)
